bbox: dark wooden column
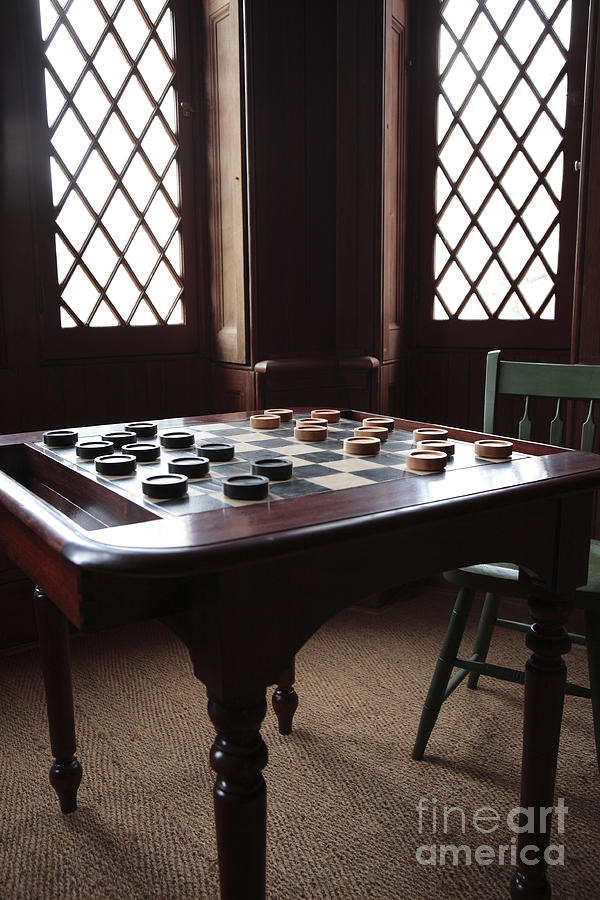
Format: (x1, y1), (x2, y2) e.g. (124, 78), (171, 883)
(208, 696), (268, 900)
(510, 590), (572, 899)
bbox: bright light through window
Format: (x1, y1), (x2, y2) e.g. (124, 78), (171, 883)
(433, 0), (571, 322)
(38, 0), (184, 328)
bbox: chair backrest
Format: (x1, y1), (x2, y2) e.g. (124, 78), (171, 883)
(484, 350), (600, 451)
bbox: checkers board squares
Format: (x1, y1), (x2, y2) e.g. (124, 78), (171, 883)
(35, 416), (529, 516)
(196, 419), (416, 487)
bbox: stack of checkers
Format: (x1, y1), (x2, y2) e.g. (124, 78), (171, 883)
(345, 415), (395, 455)
(406, 427), (451, 473)
(221, 452), (294, 501)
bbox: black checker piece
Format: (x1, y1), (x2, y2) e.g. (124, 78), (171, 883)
(252, 458), (293, 480)
(142, 473), (188, 499)
(223, 475), (269, 500)
(197, 441), (234, 461)
(123, 442), (161, 462)
(127, 422), (158, 438)
(168, 456), (210, 478)
(160, 430), (196, 449)
(43, 429), (78, 447)
(95, 454), (137, 476)
(102, 430), (137, 448)
(76, 439), (114, 459)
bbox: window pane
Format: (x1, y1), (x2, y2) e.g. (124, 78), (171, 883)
(38, 0), (184, 328)
(432, 0), (571, 322)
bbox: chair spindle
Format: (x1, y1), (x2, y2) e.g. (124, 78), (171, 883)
(581, 399), (596, 452)
(549, 397), (564, 446)
(518, 396), (531, 440)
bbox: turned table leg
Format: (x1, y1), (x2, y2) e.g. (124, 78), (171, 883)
(34, 587), (82, 813)
(510, 593), (571, 900)
(208, 695), (268, 900)
(272, 659), (299, 735)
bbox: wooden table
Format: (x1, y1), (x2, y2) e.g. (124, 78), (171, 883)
(0, 409), (598, 899)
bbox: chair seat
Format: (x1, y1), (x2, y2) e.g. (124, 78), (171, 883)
(444, 540), (600, 609)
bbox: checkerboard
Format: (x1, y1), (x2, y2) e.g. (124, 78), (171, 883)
(37, 416), (527, 516)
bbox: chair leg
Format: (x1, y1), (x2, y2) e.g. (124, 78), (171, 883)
(467, 592), (501, 690)
(412, 587), (475, 760)
(584, 610), (600, 774)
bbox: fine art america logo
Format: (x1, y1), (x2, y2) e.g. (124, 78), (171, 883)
(415, 797), (568, 867)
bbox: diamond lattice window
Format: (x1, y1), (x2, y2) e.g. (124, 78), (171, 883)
(434, 0), (572, 321)
(38, 0), (183, 328)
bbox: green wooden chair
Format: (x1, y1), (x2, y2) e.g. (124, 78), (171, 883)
(412, 350), (600, 770)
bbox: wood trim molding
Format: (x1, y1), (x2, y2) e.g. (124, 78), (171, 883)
(572, 0), (600, 363)
(382, 0), (409, 363)
(336, 0), (384, 357)
(209, 360), (255, 412)
(204, 0), (247, 364)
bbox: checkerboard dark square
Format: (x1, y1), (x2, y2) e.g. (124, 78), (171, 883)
(358, 465), (407, 483)
(268, 479), (331, 498)
(296, 449), (345, 463)
(289, 463), (339, 478)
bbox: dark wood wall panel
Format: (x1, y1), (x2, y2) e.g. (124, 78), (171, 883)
(209, 362), (255, 412)
(247, 0), (337, 361)
(0, 357), (210, 436)
(403, 348), (570, 433)
(304, 2), (337, 350)
(402, 350), (488, 429)
(336, 0), (383, 357)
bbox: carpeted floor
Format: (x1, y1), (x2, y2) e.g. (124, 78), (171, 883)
(0, 589), (597, 899)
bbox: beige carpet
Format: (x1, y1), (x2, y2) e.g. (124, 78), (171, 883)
(0, 589), (598, 900)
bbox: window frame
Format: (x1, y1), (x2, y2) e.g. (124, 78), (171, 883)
(26, 0), (205, 360)
(414, 0), (588, 350)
